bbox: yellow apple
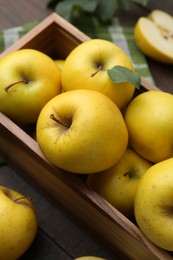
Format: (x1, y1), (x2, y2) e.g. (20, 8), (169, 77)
(125, 90), (173, 163)
(87, 148), (152, 217)
(54, 59), (65, 71)
(0, 49), (61, 124)
(134, 158), (173, 251)
(0, 185), (38, 259)
(61, 39), (135, 110)
(75, 257), (106, 260)
(54, 59), (65, 92)
(134, 9), (173, 63)
(36, 89), (128, 174)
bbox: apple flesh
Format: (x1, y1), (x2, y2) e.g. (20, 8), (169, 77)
(134, 9), (173, 63)
(135, 158), (173, 251)
(0, 186), (38, 259)
(87, 148), (152, 217)
(36, 89), (128, 174)
(0, 49), (61, 124)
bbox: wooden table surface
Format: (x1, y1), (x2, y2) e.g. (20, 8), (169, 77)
(0, 0), (173, 259)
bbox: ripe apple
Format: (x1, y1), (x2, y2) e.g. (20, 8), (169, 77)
(125, 90), (173, 163)
(61, 39), (135, 110)
(75, 257), (106, 260)
(134, 9), (173, 63)
(87, 148), (152, 217)
(0, 49), (61, 124)
(54, 59), (65, 71)
(0, 185), (38, 259)
(54, 59), (65, 91)
(134, 157), (173, 251)
(36, 89), (128, 174)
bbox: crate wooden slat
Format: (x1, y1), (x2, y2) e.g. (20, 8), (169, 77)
(0, 13), (172, 259)
(0, 13), (90, 59)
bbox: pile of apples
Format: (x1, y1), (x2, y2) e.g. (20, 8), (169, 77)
(0, 9), (173, 256)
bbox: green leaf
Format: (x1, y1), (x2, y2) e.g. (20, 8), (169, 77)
(49, 0), (149, 25)
(107, 65), (141, 89)
(117, 0), (132, 9)
(77, 0), (98, 12)
(97, 0), (119, 22)
(117, 0), (149, 9)
(55, 0), (98, 21)
(132, 0), (149, 6)
(55, 1), (74, 21)
(47, 0), (61, 7)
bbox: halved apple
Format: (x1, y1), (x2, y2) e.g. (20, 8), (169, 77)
(134, 9), (173, 63)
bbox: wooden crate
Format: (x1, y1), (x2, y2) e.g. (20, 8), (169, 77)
(0, 13), (172, 260)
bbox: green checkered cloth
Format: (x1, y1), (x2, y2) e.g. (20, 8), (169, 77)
(0, 17), (154, 166)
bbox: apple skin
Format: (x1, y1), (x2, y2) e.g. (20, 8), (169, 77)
(54, 59), (65, 92)
(125, 90), (173, 163)
(87, 148), (152, 217)
(0, 186), (38, 259)
(61, 39), (135, 110)
(54, 59), (65, 71)
(75, 257), (106, 260)
(134, 158), (173, 251)
(0, 49), (61, 124)
(36, 89), (128, 174)
(134, 10), (173, 63)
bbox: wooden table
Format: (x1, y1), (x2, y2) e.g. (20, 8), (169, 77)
(0, 1), (173, 259)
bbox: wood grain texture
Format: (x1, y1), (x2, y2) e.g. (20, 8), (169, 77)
(0, 0), (51, 30)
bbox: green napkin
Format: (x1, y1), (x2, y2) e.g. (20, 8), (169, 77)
(0, 21), (38, 53)
(0, 17), (154, 166)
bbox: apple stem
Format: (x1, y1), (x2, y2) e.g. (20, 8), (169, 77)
(50, 113), (68, 128)
(91, 65), (102, 77)
(5, 79), (29, 92)
(123, 171), (131, 178)
(14, 196), (31, 203)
